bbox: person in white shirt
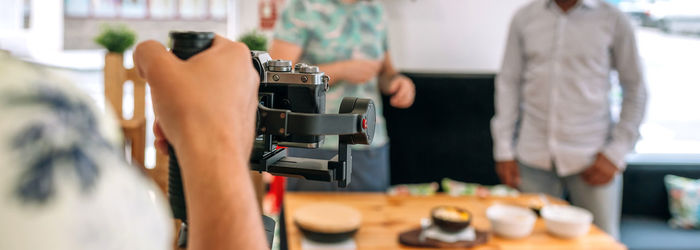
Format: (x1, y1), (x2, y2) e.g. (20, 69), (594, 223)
(491, 0), (647, 239)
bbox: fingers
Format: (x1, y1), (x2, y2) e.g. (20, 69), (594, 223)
(211, 34), (231, 47)
(153, 120), (169, 154)
(203, 34), (251, 59)
(587, 173), (607, 186)
(191, 35), (259, 86)
(496, 161), (520, 188)
(496, 165), (506, 185)
(390, 79), (415, 108)
(581, 163), (615, 186)
(511, 163), (521, 187)
(133, 40), (180, 85)
(581, 165), (601, 185)
(581, 165), (593, 181)
(595, 153), (617, 184)
(155, 138), (169, 155)
(386, 78), (401, 94)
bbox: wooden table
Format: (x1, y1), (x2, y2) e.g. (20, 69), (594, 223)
(284, 193), (626, 250)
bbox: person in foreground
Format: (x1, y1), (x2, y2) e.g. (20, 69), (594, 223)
(0, 36), (268, 249)
(491, 0), (647, 239)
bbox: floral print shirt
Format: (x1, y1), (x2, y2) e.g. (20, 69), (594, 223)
(274, 0), (389, 149)
(0, 54), (172, 250)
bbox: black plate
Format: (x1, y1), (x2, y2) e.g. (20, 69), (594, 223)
(296, 222), (358, 243)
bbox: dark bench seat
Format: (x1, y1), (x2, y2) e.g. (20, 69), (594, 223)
(621, 162), (700, 250)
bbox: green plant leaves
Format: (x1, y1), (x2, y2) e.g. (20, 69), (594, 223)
(94, 24), (137, 54)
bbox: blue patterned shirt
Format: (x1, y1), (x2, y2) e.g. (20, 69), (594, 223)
(274, 0), (389, 149)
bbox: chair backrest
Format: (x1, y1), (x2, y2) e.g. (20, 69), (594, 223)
(103, 52), (168, 193)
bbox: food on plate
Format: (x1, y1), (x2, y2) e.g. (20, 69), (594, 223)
(388, 182), (439, 196)
(434, 206), (470, 222)
(431, 206), (472, 232)
(441, 178), (519, 197)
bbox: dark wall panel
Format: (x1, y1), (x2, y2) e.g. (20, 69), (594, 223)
(383, 73), (499, 186)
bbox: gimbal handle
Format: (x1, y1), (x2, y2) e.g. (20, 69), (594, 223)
(257, 96), (375, 144)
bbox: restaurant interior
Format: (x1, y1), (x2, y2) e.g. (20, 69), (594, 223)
(2, 0), (700, 249)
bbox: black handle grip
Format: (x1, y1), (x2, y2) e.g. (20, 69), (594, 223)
(168, 146), (187, 221)
(167, 31), (215, 222)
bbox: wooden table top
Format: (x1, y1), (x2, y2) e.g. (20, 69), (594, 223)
(284, 192), (626, 250)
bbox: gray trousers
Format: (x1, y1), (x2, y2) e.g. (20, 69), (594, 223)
(286, 144), (390, 192)
(518, 162), (623, 240)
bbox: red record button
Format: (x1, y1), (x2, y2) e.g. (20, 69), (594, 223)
(362, 118), (368, 129)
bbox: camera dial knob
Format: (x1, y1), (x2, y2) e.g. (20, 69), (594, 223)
(268, 60), (292, 72)
(300, 65), (319, 74)
(294, 63), (308, 72)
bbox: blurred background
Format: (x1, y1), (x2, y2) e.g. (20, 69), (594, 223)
(1, 0), (699, 187)
(3, 1), (700, 249)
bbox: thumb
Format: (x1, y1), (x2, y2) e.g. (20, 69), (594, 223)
(386, 79), (401, 95)
(133, 40), (181, 88)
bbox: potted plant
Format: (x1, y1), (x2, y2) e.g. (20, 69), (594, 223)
(239, 30), (268, 51)
(95, 24), (136, 82)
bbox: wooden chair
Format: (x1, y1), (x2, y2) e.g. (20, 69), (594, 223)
(104, 52), (169, 193)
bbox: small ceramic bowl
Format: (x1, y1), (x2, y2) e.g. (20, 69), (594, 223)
(293, 202), (362, 243)
(541, 205), (593, 238)
(296, 225), (358, 243)
(431, 206), (472, 232)
(486, 204), (537, 239)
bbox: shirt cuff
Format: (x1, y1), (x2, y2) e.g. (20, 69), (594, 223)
(603, 142), (629, 171)
(494, 144), (515, 162)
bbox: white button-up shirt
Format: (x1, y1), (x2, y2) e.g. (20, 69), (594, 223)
(491, 0), (647, 176)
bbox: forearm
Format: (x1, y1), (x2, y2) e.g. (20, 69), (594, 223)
(492, 17), (524, 162)
(177, 138), (267, 250)
(318, 62), (346, 85)
(491, 81), (520, 162)
(603, 80), (647, 169)
(604, 13), (648, 169)
(378, 52), (400, 90)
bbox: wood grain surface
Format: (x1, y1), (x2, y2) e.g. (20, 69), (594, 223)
(284, 193), (626, 250)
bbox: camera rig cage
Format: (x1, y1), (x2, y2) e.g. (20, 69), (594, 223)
(166, 31), (376, 248)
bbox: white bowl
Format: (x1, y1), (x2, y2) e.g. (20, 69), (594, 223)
(486, 204), (536, 239)
(541, 205), (593, 238)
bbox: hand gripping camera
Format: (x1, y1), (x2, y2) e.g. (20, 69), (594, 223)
(166, 32), (376, 247)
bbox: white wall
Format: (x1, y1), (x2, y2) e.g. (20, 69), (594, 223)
(228, 0), (532, 73)
(228, 0), (260, 39)
(382, 0), (531, 73)
(0, 0), (63, 58)
(0, 0), (23, 31)
(28, 0), (64, 55)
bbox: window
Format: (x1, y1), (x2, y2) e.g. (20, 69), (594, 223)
(22, 0), (31, 29)
(616, 0), (700, 154)
(63, 0), (227, 20)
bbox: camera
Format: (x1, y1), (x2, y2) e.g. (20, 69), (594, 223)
(166, 31), (376, 247)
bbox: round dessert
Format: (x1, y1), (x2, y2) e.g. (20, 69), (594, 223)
(431, 206), (472, 232)
(293, 202), (362, 243)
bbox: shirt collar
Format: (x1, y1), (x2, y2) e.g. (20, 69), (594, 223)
(546, 0), (599, 10)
